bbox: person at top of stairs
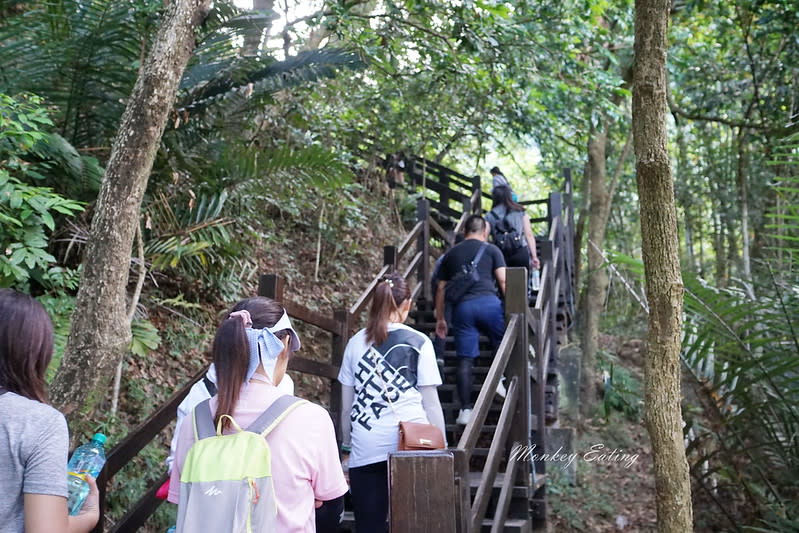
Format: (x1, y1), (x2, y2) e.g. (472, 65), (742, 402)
(486, 185), (540, 304)
(338, 272), (445, 533)
(434, 215), (507, 426)
(489, 166), (518, 202)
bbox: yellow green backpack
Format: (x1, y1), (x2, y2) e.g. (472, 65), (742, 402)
(176, 395), (306, 533)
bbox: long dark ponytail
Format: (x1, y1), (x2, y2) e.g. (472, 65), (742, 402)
(212, 297), (287, 430)
(365, 271), (410, 346)
(491, 184), (524, 212)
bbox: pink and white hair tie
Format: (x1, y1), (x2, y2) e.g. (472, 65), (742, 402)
(228, 310), (252, 328)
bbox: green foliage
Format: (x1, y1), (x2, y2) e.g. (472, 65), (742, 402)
(0, 93), (84, 287)
(38, 287), (77, 382)
(130, 319), (161, 358)
(597, 351), (642, 422)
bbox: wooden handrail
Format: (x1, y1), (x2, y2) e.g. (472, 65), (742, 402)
(409, 155), (475, 185)
(428, 216), (451, 244)
(456, 314), (519, 455)
(410, 281), (422, 302)
(287, 356), (340, 380)
(283, 300), (344, 336)
(490, 445), (520, 533)
(403, 251), (423, 281)
(520, 198), (549, 206)
(470, 376), (519, 532)
(397, 221), (424, 261)
(349, 264), (391, 317)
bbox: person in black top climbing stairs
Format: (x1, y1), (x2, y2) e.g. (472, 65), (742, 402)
(434, 215), (507, 426)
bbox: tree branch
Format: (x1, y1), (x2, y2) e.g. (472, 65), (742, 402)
(667, 87), (771, 130)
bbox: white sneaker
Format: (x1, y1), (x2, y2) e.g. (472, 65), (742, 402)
(456, 408), (473, 425)
(495, 378), (507, 400)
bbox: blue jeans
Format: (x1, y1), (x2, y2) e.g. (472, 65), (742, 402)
(452, 295), (504, 409)
(452, 295), (505, 358)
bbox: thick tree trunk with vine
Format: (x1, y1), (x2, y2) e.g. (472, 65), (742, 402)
(50, 0), (212, 423)
(580, 129), (611, 417)
(633, 0), (694, 531)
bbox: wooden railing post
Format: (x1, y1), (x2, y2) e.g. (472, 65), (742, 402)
(440, 169), (451, 213)
(471, 175), (482, 213)
(384, 245), (397, 269)
(417, 198), (431, 302)
(504, 268), (531, 491)
(389, 451), (457, 533)
(529, 306), (546, 477)
(330, 308), (349, 443)
(562, 168), (576, 321)
(258, 273), (285, 301)
(452, 448), (471, 533)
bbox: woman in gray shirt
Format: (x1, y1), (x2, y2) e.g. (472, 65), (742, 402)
(0, 289), (99, 533)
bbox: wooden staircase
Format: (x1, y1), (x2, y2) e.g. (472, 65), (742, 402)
(412, 306), (539, 533)
(93, 153), (575, 533)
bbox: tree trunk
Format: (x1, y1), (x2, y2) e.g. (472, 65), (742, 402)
(736, 132), (753, 294)
(573, 161), (591, 299)
(633, 0), (694, 531)
(675, 125), (697, 273)
(242, 0), (276, 56)
(711, 179), (728, 288)
(580, 129), (611, 417)
(50, 0), (213, 422)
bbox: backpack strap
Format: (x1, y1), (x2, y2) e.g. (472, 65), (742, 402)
(202, 375), (217, 396)
(471, 242), (488, 267)
(247, 395), (307, 437)
(192, 398), (217, 441)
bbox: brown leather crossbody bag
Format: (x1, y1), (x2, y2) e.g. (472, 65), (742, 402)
(398, 421), (445, 451)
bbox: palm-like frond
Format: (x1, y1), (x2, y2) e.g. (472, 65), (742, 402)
(683, 132), (799, 527)
(143, 191), (232, 272)
(178, 46), (365, 113)
(30, 133), (103, 201)
(0, 0), (147, 147)
(764, 132), (799, 273)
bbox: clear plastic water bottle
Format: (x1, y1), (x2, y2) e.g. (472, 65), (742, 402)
(531, 269), (540, 291)
(67, 433), (107, 516)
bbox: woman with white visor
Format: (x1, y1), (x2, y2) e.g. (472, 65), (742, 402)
(167, 297), (348, 532)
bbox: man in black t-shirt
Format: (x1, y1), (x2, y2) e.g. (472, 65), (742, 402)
(434, 215), (507, 425)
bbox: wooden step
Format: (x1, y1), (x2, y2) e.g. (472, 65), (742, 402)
(446, 423), (497, 434)
(438, 383), (506, 394)
(441, 366), (491, 376)
(480, 518), (531, 533)
(468, 471), (531, 499)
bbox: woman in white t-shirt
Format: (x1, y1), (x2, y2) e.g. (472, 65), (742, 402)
(338, 272), (445, 532)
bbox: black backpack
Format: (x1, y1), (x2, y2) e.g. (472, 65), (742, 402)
(490, 209), (524, 255)
(444, 243), (488, 305)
